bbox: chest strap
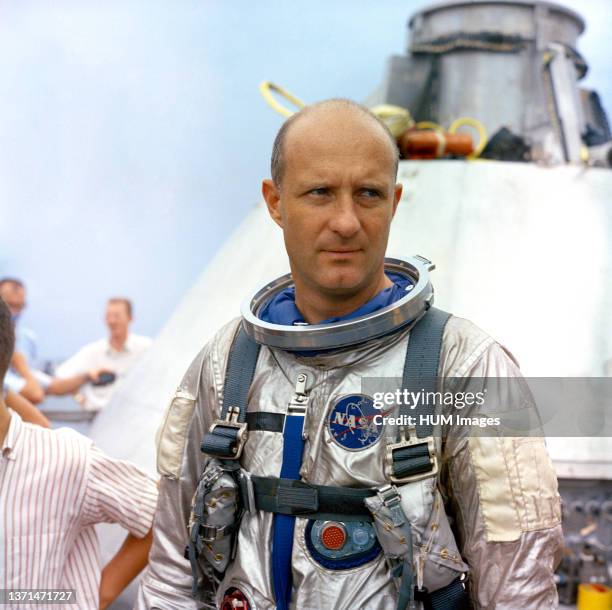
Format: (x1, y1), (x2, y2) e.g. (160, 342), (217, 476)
(239, 474), (375, 521)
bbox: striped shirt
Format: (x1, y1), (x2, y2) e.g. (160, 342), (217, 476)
(0, 411), (158, 609)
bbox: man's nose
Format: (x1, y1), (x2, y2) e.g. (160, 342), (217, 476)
(328, 194), (361, 238)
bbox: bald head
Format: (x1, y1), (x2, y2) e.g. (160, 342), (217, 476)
(270, 98), (399, 186)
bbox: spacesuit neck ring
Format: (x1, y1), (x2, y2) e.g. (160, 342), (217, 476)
(240, 254), (435, 351)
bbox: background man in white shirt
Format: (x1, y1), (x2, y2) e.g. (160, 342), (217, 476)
(56, 298), (153, 411)
(0, 278), (111, 407)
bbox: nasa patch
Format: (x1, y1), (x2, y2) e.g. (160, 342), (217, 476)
(327, 394), (384, 451)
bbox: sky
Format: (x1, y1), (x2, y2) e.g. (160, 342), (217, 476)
(0, 0), (610, 361)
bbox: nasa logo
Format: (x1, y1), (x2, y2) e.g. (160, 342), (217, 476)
(327, 394), (384, 451)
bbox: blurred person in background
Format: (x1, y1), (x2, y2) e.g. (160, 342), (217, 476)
(0, 280), (114, 406)
(0, 297), (158, 610)
(55, 297), (152, 411)
(0, 278), (37, 363)
(0, 278), (46, 402)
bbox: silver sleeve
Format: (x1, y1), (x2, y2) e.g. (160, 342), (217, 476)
(440, 336), (563, 609)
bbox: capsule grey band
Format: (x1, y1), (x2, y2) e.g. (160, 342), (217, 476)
(240, 255), (435, 351)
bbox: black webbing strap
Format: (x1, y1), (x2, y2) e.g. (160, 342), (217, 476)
(391, 443), (435, 479)
(200, 324), (261, 458)
(401, 306), (451, 438)
(247, 411), (285, 433)
(421, 577), (471, 610)
(220, 324), (261, 423)
(389, 307), (451, 482)
(240, 475), (375, 521)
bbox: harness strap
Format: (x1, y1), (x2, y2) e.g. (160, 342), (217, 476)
(272, 406), (306, 610)
(387, 308), (451, 484)
(392, 443), (436, 479)
(222, 325), (262, 422)
(402, 306), (451, 438)
(239, 475), (375, 520)
(415, 577), (471, 610)
(200, 324), (261, 458)
(247, 411), (285, 432)
(397, 552), (415, 610)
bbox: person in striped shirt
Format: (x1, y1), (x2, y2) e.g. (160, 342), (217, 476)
(0, 298), (159, 609)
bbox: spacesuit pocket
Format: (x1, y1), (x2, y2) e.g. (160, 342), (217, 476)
(512, 438), (561, 530)
(418, 490), (469, 592)
(189, 460), (240, 575)
(364, 488), (414, 579)
(156, 390), (196, 479)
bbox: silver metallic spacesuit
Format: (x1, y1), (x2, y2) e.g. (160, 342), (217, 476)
(136, 256), (563, 610)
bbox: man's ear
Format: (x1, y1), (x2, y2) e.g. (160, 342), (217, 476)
(391, 182), (403, 217)
(262, 179), (283, 228)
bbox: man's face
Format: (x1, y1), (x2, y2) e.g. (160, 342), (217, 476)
(0, 283), (26, 319)
(105, 302), (131, 335)
(263, 110), (402, 300)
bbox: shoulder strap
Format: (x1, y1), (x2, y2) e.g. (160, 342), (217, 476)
(402, 306), (451, 438)
(220, 324), (261, 422)
(386, 307), (451, 483)
(200, 323), (261, 459)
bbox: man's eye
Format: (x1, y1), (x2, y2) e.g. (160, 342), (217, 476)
(359, 188), (382, 198)
(308, 188), (329, 196)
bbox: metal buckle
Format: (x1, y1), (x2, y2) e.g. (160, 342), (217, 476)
(377, 483), (401, 507)
(199, 524), (220, 542)
(384, 427), (438, 484)
(200, 464), (224, 489)
(199, 523), (230, 543)
(283, 372), (311, 440)
(239, 470), (256, 514)
(376, 483), (405, 527)
(208, 406), (249, 459)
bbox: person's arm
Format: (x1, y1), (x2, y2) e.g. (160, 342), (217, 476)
(46, 368), (113, 396)
(99, 529), (153, 610)
(4, 389), (50, 427)
(11, 351), (44, 404)
(439, 320), (563, 609)
(79, 444), (159, 610)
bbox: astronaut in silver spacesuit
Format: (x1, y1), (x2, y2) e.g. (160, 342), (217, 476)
(136, 99), (563, 610)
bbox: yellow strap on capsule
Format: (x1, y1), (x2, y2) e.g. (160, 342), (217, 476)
(369, 104), (414, 138)
(259, 81), (305, 118)
(414, 121), (444, 133)
(258, 80), (487, 160)
(448, 117), (488, 158)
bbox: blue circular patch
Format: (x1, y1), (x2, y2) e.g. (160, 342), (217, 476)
(327, 394), (384, 451)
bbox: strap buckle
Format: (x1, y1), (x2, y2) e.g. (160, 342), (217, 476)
(200, 463), (224, 489)
(384, 427), (438, 484)
(239, 470), (256, 514)
(377, 483), (402, 508)
(208, 406), (249, 460)
(376, 483), (406, 527)
(199, 523), (233, 543)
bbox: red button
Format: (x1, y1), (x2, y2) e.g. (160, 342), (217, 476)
(221, 587), (250, 610)
(321, 523), (347, 550)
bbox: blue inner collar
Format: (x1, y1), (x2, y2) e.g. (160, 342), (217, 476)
(258, 271), (414, 326)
